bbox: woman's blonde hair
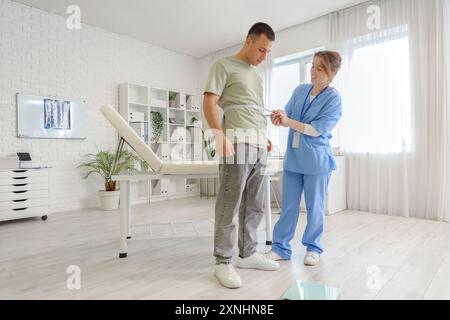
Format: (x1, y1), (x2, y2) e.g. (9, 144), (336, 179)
(314, 51), (342, 78)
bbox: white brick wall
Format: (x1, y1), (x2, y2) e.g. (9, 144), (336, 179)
(0, 0), (199, 213)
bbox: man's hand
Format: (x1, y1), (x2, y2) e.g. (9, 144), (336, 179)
(215, 133), (235, 157)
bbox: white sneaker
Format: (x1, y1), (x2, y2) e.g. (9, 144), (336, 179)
(237, 252), (280, 271)
(264, 250), (285, 261)
(304, 251), (320, 266)
(214, 264), (242, 289)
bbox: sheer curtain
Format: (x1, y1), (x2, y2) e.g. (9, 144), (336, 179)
(327, 0), (450, 221)
(444, 1), (450, 218)
(269, 62), (301, 157)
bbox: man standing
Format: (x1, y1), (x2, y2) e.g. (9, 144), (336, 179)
(203, 22), (280, 289)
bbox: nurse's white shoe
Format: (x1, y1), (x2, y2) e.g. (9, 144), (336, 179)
(304, 251), (320, 266)
(237, 252), (280, 271)
(264, 250), (285, 261)
(214, 264), (242, 289)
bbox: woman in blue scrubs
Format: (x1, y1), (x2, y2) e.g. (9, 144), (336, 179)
(267, 51), (342, 266)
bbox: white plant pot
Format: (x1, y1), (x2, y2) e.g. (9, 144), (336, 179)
(98, 190), (120, 210)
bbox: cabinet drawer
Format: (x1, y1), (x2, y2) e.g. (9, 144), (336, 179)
(0, 169), (48, 179)
(0, 198), (48, 211)
(0, 206), (48, 222)
(0, 175), (48, 186)
(0, 189), (49, 202)
(0, 182), (48, 193)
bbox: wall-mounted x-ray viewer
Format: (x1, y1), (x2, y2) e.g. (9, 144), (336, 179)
(16, 93), (86, 139)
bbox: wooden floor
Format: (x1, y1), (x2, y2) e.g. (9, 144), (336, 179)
(1, 196), (450, 300)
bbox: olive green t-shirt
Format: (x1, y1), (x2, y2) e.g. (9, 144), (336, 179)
(204, 56), (268, 146)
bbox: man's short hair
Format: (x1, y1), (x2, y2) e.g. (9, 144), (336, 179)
(247, 22), (275, 41)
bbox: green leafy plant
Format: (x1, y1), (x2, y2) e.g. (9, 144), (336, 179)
(169, 92), (178, 101)
(190, 116), (198, 125)
(151, 111), (164, 142)
(77, 150), (148, 191)
(190, 116), (216, 160)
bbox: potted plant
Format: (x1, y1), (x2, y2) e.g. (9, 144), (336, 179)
(190, 116), (199, 125)
(168, 92), (177, 108)
(190, 116), (216, 160)
(78, 150), (148, 210)
(151, 111), (164, 142)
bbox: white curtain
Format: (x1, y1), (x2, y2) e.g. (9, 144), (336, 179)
(445, 0), (450, 218)
(327, 0), (450, 221)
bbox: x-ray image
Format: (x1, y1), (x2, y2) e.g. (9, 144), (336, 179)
(44, 99), (71, 130)
(17, 93), (85, 139)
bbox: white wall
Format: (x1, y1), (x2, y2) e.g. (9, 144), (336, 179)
(198, 16), (328, 87)
(272, 16), (328, 60)
(0, 0), (199, 213)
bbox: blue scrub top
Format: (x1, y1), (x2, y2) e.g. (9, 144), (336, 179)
(283, 83), (342, 175)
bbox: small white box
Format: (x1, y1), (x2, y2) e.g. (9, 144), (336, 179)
(19, 160), (33, 168)
(187, 96), (199, 111)
(130, 122), (147, 141)
(129, 112), (145, 121)
(170, 127), (185, 142)
(188, 127), (201, 143)
(156, 144), (170, 160)
(186, 183), (199, 193)
(150, 99), (167, 109)
(152, 180), (163, 195)
(170, 153), (184, 161)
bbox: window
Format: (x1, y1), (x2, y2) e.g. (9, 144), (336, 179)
(339, 34), (411, 153)
(269, 54), (314, 156)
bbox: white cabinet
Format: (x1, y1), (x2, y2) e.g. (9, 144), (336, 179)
(119, 82), (202, 203)
(299, 155), (347, 215)
(155, 144), (170, 161)
(161, 179), (170, 196)
(186, 183), (199, 194)
(186, 95), (200, 111)
(0, 168), (49, 222)
(324, 155), (347, 215)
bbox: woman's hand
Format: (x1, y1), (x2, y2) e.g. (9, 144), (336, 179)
(270, 110), (280, 126)
(271, 110), (289, 127)
(267, 139), (273, 153)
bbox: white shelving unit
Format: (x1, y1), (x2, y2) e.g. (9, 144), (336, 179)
(119, 82), (203, 204)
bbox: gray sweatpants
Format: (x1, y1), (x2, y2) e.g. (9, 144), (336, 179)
(214, 143), (268, 264)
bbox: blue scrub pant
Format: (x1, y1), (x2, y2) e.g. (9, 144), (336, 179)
(272, 170), (331, 259)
